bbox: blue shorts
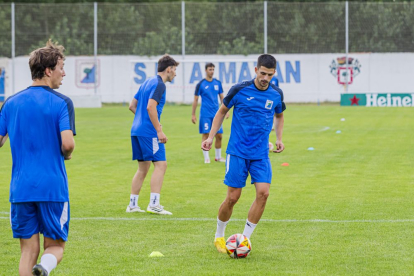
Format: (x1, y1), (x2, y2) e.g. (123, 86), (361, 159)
(224, 154), (272, 188)
(131, 136), (166, 162)
(199, 117), (223, 134)
(10, 202), (70, 241)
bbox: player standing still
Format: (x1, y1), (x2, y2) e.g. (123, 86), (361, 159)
(201, 54), (286, 253)
(0, 40), (76, 275)
(126, 55), (179, 215)
(191, 63), (229, 163)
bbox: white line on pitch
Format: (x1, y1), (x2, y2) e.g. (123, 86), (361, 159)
(1, 217), (413, 223)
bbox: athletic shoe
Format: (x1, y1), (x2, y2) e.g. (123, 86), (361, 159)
(215, 157), (226, 162)
(214, 237), (227, 253)
(146, 205), (172, 215)
(32, 264), (48, 276)
(126, 206), (145, 213)
(204, 159), (211, 164)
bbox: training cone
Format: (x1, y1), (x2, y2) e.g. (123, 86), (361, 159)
(281, 163), (289, 166)
(149, 251), (164, 257)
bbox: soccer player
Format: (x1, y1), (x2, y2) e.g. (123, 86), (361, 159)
(191, 63), (228, 163)
(126, 54), (179, 215)
(0, 40), (76, 275)
(201, 54), (286, 253)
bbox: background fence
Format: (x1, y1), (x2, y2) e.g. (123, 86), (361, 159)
(1, 1), (414, 58)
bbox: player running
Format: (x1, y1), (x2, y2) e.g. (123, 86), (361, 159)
(191, 63), (229, 164)
(0, 40), (76, 275)
(201, 54), (286, 253)
(126, 55), (179, 215)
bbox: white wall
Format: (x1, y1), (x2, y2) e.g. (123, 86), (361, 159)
(5, 53), (414, 105)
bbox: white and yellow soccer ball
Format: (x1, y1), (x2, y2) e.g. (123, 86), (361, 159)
(225, 234), (252, 258)
(268, 142), (274, 151)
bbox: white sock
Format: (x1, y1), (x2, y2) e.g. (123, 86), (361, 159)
(215, 148), (222, 159)
(40, 253), (57, 274)
(129, 194), (139, 208)
(150, 193), (160, 207)
(215, 218), (229, 238)
(203, 150), (210, 161)
(242, 219), (257, 239)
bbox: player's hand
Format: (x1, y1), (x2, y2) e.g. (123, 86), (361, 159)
(157, 130), (168, 144)
(191, 115), (197, 124)
(201, 138), (213, 151)
(225, 112), (230, 119)
(64, 154), (72, 160)
(273, 141), (285, 153)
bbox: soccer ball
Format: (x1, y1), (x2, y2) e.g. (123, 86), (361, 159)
(225, 234), (252, 258)
(268, 142), (274, 151)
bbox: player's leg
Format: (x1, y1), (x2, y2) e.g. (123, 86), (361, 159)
(243, 158), (272, 239)
(32, 202), (70, 275)
(10, 203), (41, 275)
(32, 238), (66, 276)
(145, 141), (171, 215)
(214, 187), (242, 253)
(214, 154), (248, 253)
(200, 117), (213, 163)
(127, 136), (150, 213)
(128, 161), (151, 212)
(19, 234), (40, 276)
(214, 130), (225, 162)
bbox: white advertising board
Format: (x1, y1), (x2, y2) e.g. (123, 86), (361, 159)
(4, 53), (414, 106)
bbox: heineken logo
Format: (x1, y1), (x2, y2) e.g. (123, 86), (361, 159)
(341, 93), (414, 107)
(330, 57), (361, 85)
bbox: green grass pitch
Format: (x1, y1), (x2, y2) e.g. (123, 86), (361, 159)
(0, 105), (413, 275)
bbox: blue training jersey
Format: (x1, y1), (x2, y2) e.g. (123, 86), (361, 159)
(194, 78), (223, 118)
(0, 86), (76, 203)
(131, 75), (166, 137)
(223, 79), (286, 160)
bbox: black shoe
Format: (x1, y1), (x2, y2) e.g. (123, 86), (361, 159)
(32, 264), (48, 276)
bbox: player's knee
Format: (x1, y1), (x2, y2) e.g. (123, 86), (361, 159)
(257, 191), (270, 201)
(215, 134), (222, 141)
(226, 194), (240, 206)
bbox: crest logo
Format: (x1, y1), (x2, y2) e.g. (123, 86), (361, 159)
(330, 57), (361, 85)
(265, 100), (273, 109)
(76, 59), (100, 89)
(214, 85), (219, 91)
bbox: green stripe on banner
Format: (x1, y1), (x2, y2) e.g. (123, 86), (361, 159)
(341, 93), (414, 107)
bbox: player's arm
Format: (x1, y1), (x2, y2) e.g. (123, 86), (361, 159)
(61, 130), (75, 160)
(274, 112), (285, 153)
(147, 99), (167, 144)
(219, 94), (230, 119)
(129, 98), (138, 114)
(0, 134), (8, 148)
(191, 96), (199, 124)
(201, 104), (229, 151)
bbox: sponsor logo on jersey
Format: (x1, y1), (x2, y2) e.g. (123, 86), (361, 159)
(205, 86), (209, 89)
(265, 100), (273, 109)
(247, 97), (254, 101)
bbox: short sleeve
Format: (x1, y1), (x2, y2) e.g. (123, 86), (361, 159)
(150, 82), (166, 103)
(275, 88), (286, 114)
(59, 98), (76, 135)
(223, 85), (240, 109)
(0, 103), (7, 136)
(134, 90), (140, 100)
(194, 81), (202, 96)
(218, 81), (223, 95)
